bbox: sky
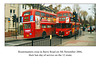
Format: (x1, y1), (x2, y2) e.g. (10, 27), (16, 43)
(44, 3), (95, 19)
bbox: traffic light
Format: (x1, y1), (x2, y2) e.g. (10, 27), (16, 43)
(20, 16), (22, 22)
(12, 14), (16, 23)
(73, 12), (78, 22)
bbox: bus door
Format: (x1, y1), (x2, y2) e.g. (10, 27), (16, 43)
(24, 22), (35, 38)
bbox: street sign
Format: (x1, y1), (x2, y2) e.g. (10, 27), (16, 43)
(21, 17), (23, 22)
(8, 18), (10, 22)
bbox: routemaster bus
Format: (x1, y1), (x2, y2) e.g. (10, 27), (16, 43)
(22, 9), (57, 38)
(56, 11), (80, 37)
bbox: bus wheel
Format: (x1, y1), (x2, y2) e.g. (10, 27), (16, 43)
(68, 32), (72, 38)
(42, 32), (46, 39)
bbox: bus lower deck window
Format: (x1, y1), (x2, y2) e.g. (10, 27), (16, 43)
(42, 24), (46, 28)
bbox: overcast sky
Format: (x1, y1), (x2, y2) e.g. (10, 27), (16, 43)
(44, 3), (95, 17)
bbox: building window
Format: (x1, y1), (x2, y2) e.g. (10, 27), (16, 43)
(10, 9), (12, 16)
(13, 10), (15, 14)
(10, 9), (12, 13)
(22, 5), (24, 9)
(25, 5), (26, 9)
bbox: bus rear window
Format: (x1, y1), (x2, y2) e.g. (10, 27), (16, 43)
(24, 12), (30, 16)
(24, 23), (31, 29)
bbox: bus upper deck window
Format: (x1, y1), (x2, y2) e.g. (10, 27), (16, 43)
(24, 12), (30, 16)
(41, 13), (45, 16)
(58, 14), (62, 17)
(50, 15), (53, 17)
(62, 18), (65, 21)
(54, 16), (56, 18)
(46, 14), (49, 17)
(63, 13), (68, 17)
(69, 13), (72, 17)
(35, 11), (40, 15)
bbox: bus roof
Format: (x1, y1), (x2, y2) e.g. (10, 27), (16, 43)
(23, 9), (57, 16)
(57, 11), (72, 14)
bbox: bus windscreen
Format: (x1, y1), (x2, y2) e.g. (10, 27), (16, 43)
(24, 23), (31, 29)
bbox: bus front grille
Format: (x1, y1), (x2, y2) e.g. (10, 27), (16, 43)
(59, 31), (64, 35)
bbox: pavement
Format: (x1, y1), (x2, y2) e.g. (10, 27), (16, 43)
(60, 31), (96, 46)
(5, 35), (25, 42)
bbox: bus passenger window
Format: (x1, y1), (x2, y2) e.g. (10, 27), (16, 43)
(41, 13), (45, 16)
(63, 13), (68, 17)
(42, 24), (46, 28)
(54, 16), (56, 18)
(69, 13), (72, 17)
(47, 25), (51, 28)
(51, 25), (54, 28)
(72, 25), (75, 28)
(62, 18), (65, 21)
(59, 18), (62, 21)
(50, 15), (53, 17)
(24, 12), (30, 16)
(35, 11), (40, 15)
(58, 14), (62, 17)
(46, 14), (49, 17)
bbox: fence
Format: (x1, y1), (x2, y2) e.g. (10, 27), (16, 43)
(16, 36), (62, 46)
(5, 28), (18, 39)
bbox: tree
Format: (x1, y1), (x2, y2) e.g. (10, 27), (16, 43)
(92, 4), (96, 26)
(57, 4), (61, 11)
(62, 6), (72, 11)
(80, 10), (88, 26)
(73, 4), (80, 13)
(54, 6), (58, 13)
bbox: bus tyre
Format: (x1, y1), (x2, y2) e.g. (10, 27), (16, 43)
(42, 32), (46, 39)
(68, 32), (72, 38)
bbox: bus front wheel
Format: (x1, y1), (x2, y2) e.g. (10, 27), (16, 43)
(42, 32), (46, 39)
(68, 32), (72, 38)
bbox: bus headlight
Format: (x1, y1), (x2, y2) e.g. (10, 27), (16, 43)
(66, 32), (68, 34)
(56, 31), (58, 34)
(27, 35), (29, 37)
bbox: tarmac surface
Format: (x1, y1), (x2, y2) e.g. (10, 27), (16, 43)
(5, 31), (96, 46)
(60, 31), (96, 46)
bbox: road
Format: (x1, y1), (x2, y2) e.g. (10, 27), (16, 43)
(5, 32), (95, 46)
(5, 35), (76, 46)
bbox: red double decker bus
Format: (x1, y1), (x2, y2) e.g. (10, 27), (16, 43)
(22, 9), (57, 38)
(56, 11), (80, 37)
